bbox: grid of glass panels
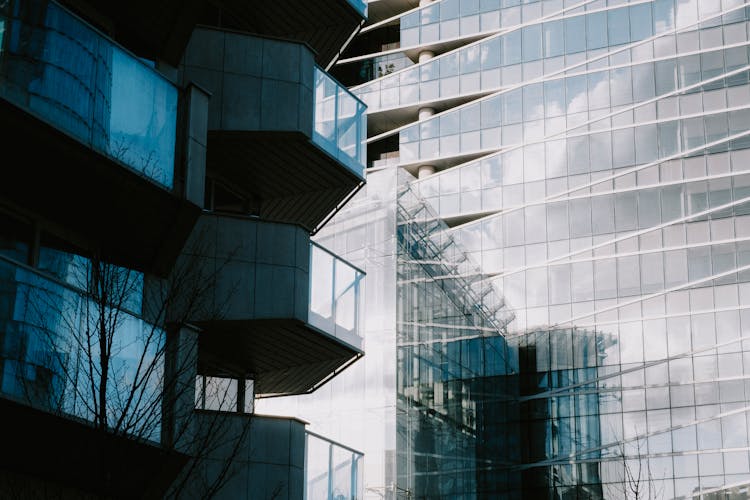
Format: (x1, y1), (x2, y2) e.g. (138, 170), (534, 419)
(266, 1), (750, 496)
(358, 0), (715, 113)
(397, 18), (750, 166)
(395, 177), (518, 497)
(401, 0), (750, 497)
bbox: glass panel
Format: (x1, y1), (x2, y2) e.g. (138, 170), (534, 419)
(306, 433), (331, 499)
(203, 376), (237, 412)
(314, 68), (366, 179)
(306, 432), (364, 500)
(309, 244), (363, 343)
(335, 261), (358, 335)
(332, 446), (353, 500)
(309, 244), (334, 327)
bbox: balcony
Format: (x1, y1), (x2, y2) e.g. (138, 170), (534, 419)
(183, 214), (364, 397)
(182, 28), (367, 231)
(306, 431), (364, 500)
(0, 0), (199, 276)
(183, 412), (363, 499)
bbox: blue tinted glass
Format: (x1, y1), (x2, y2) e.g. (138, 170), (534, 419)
(543, 20), (564, 58)
(587, 12), (608, 50)
(607, 7), (630, 46)
(564, 16), (585, 54)
(522, 24), (542, 62)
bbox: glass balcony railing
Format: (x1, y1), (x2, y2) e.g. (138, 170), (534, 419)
(306, 431), (364, 500)
(346, 0), (368, 18)
(309, 242), (364, 347)
(0, 255), (164, 442)
(314, 67), (367, 180)
(0, 0), (178, 188)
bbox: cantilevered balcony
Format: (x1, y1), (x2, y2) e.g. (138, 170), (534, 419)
(183, 214), (364, 397)
(0, 0), (199, 276)
(182, 28), (367, 231)
(183, 412), (363, 499)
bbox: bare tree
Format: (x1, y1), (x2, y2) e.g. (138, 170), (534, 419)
(606, 433), (664, 500)
(8, 226), (252, 498)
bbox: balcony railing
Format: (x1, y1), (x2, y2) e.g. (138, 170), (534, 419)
(306, 431), (364, 500)
(313, 67), (367, 180)
(309, 242), (364, 347)
(0, 0), (178, 187)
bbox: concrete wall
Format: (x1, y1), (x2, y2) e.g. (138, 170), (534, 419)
(181, 27), (315, 137)
(179, 413), (306, 500)
(182, 214), (311, 323)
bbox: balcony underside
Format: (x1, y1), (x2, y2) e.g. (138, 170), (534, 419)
(207, 131), (362, 230)
(0, 396), (187, 498)
(62, 0), (205, 66)
(366, 0), (419, 24)
(0, 97), (200, 277)
(212, 0), (364, 66)
(196, 318), (362, 397)
(366, 90), (494, 136)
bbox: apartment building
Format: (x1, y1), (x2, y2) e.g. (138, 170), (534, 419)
(0, 0), (367, 497)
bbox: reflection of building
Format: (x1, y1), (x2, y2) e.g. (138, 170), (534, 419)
(259, 167), (520, 498)
(278, 1), (750, 499)
(0, 0), (367, 497)
(396, 175), (518, 497)
(516, 328), (615, 499)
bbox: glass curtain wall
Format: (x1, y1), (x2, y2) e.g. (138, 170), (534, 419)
(270, 0), (750, 498)
(400, 0), (750, 498)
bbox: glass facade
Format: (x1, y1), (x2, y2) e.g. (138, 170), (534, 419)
(0, 0), (178, 187)
(0, 254), (163, 441)
(266, 0), (750, 499)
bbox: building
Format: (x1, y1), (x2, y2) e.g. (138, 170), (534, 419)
(0, 0), (367, 497)
(260, 0), (750, 499)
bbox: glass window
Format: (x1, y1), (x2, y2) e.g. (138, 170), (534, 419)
(615, 192), (638, 231)
(461, 44), (481, 74)
(523, 83), (543, 121)
(630, 2), (654, 40)
(564, 16), (585, 54)
(587, 12), (607, 50)
(543, 20), (564, 58)
(653, 0), (676, 32)
(607, 7), (630, 46)
(544, 78), (565, 117)
(502, 89), (522, 124)
(522, 24), (542, 62)
(440, 111), (460, 135)
(502, 30), (522, 65)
